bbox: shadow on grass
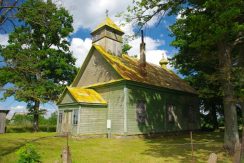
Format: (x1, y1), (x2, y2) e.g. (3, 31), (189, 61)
(0, 136), (56, 157)
(140, 131), (228, 162)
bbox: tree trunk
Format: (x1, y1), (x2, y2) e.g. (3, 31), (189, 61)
(240, 102), (244, 161)
(218, 43), (239, 154)
(33, 101), (40, 132)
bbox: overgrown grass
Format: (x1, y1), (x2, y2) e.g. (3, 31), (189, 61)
(0, 132), (231, 163)
(6, 125), (56, 133)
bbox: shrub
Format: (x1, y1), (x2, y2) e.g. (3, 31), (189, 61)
(6, 125), (56, 133)
(16, 143), (41, 163)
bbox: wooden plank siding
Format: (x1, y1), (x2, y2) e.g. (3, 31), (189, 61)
(76, 50), (121, 87)
(57, 82), (199, 135)
(60, 92), (75, 104)
(78, 106), (107, 134)
(126, 84), (200, 135)
(94, 85), (125, 135)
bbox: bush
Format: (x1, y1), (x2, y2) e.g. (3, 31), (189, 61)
(16, 143), (41, 163)
(6, 125), (56, 133)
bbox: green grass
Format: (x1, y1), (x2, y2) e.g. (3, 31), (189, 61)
(0, 132), (231, 163)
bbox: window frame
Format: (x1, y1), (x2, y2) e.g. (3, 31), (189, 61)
(58, 112), (63, 124)
(136, 100), (147, 124)
(72, 109), (79, 125)
(167, 104), (176, 123)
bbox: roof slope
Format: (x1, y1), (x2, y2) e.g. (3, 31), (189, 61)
(94, 45), (196, 94)
(92, 17), (124, 34)
(58, 87), (107, 105)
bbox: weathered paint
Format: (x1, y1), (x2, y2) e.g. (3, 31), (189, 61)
(123, 86), (128, 134)
(94, 45), (196, 94)
(0, 111), (9, 134)
(76, 50), (121, 87)
(58, 81), (199, 135)
(126, 83), (200, 135)
(60, 92), (75, 104)
(94, 85), (125, 134)
(78, 106), (107, 134)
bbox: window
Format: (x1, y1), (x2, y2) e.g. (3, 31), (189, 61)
(167, 104), (182, 129)
(188, 105), (195, 123)
(167, 104), (175, 123)
(73, 109), (78, 125)
(136, 100), (147, 124)
(59, 113), (63, 124)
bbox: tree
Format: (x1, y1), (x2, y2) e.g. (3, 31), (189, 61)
(125, 0), (244, 153)
(122, 43), (132, 54)
(0, 0), (77, 131)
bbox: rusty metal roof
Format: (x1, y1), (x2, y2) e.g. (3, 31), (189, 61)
(58, 87), (107, 105)
(94, 45), (197, 94)
(91, 17), (124, 34)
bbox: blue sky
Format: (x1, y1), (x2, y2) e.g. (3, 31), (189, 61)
(0, 0), (179, 117)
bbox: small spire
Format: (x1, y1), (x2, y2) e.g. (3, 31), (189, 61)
(139, 30), (146, 75)
(106, 9), (109, 17)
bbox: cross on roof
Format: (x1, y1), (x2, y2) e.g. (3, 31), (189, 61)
(106, 9), (109, 17)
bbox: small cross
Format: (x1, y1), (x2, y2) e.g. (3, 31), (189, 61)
(106, 9), (109, 17)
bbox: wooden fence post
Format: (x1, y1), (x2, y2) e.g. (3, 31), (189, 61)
(61, 132), (72, 163)
(190, 131), (195, 163)
(208, 153), (217, 163)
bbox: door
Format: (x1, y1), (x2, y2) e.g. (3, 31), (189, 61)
(62, 111), (72, 133)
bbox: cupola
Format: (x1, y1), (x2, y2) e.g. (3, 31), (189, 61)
(91, 17), (124, 56)
(159, 53), (169, 69)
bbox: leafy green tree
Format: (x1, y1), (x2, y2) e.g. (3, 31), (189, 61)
(122, 43), (132, 54)
(125, 0), (244, 153)
(0, 0), (77, 131)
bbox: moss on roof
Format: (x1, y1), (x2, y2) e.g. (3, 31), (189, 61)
(92, 17), (124, 34)
(94, 45), (197, 94)
(58, 87), (107, 105)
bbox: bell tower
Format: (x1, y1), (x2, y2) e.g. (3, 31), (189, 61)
(91, 17), (124, 56)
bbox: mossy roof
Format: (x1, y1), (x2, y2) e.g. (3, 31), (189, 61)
(92, 17), (124, 34)
(93, 45), (197, 94)
(58, 87), (107, 105)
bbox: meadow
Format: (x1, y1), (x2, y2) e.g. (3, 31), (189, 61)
(0, 132), (231, 163)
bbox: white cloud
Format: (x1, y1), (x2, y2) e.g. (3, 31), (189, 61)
(0, 34), (9, 46)
(6, 105), (27, 120)
(59, 0), (132, 32)
(70, 38), (92, 67)
(128, 36), (168, 66)
(58, 0), (170, 67)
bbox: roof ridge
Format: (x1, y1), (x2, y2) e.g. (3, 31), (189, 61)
(92, 45), (197, 94)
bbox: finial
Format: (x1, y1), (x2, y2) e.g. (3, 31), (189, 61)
(106, 9), (109, 17)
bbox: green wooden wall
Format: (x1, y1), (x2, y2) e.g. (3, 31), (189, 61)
(57, 82), (200, 136)
(126, 83), (200, 135)
(78, 106), (107, 134)
(94, 84), (125, 134)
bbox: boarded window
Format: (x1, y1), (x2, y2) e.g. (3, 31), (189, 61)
(73, 109), (78, 125)
(188, 105), (195, 123)
(136, 100), (147, 124)
(59, 113), (63, 124)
